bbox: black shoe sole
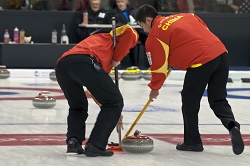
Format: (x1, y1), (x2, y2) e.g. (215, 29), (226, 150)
(230, 128), (244, 155)
(67, 147), (77, 153)
(67, 147), (85, 154)
(176, 143), (204, 152)
(84, 143), (114, 157)
(176, 148), (203, 152)
(66, 138), (85, 154)
(85, 152), (113, 157)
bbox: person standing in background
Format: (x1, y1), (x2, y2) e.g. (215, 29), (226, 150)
(114, 0), (147, 70)
(75, 0), (112, 41)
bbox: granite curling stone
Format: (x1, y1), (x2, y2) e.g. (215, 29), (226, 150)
(241, 78), (250, 83)
(0, 65), (10, 79)
(143, 68), (151, 80)
(32, 91), (56, 109)
(49, 71), (57, 81)
(121, 130), (154, 153)
(121, 66), (142, 80)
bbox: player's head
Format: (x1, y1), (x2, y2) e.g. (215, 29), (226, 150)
(135, 4), (158, 33)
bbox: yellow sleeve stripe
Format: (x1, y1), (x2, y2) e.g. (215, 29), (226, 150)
(191, 63), (202, 68)
(128, 26), (139, 41)
(110, 24), (138, 41)
(151, 38), (169, 76)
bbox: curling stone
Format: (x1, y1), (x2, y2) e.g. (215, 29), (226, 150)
(241, 78), (250, 83)
(121, 130), (154, 153)
(143, 68), (151, 80)
(121, 66), (142, 80)
(49, 71), (57, 81)
(109, 68), (121, 80)
(32, 91), (56, 109)
(227, 77), (233, 83)
(0, 65), (10, 79)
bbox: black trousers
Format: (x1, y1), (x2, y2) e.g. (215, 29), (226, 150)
(128, 29), (148, 66)
(181, 52), (240, 145)
(55, 54), (123, 150)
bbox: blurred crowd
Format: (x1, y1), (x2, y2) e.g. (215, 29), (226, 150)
(0, 0), (249, 13)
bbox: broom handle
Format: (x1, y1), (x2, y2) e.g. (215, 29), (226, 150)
(111, 17), (119, 87)
(123, 67), (173, 140)
(123, 100), (151, 140)
(112, 17), (122, 145)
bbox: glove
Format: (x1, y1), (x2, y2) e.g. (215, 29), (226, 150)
(116, 114), (123, 133)
(110, 60), (120, 67)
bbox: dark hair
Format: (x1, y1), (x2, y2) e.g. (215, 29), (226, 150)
(135, 4), (158, 23)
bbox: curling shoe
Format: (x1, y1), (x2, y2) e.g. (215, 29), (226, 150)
(85, 143), (114, 157)
(230, 126), (244, 155)
(176, 142), (204, 152)
(66, 138), (85, 154)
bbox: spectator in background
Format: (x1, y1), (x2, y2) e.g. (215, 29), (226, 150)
(17, 0), (48, 10)
(6, 0), (20, 9)
(73, 0), (90, 11)
(228, 0), (243, 12)
(237, 0), (250, 13)
(114, 0), (137, 26)
(20, 0), (36, 10)
(75, 0), (112, 41)
(114, 0), (147, 70)
(228, 0), (249, 13)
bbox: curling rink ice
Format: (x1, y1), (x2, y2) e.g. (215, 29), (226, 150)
(0, 69), (249, 166)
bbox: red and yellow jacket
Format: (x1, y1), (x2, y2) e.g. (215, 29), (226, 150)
(57, 24), (139, 73)
(146, 14), (227, 90)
